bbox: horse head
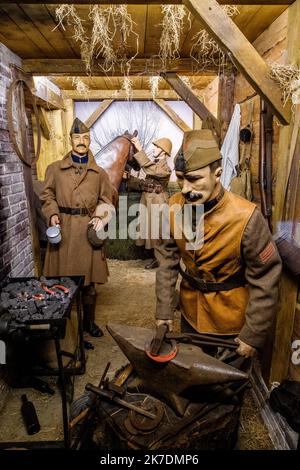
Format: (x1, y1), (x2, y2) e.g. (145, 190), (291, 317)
(122, 130), (140, 171)
(94, 130), (140, 192)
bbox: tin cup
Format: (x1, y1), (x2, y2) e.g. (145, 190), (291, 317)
(46, 225), (61, 244)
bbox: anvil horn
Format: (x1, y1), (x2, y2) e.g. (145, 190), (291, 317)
(106, 323), (249, 416)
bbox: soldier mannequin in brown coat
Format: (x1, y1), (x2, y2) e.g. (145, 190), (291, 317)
(40, 118), (115, 337)
(129, 136), (172, 269)
(155, 129), (282, 358)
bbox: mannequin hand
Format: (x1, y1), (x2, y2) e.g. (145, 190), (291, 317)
(131, 137), (142, 152)
(234, 337), (257, 358)
(156, 319), (174, 332)
(50, 214), (60, 226)
(89, 217), (104, 232)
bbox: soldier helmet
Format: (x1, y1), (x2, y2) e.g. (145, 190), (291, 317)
(152, 138), (172, 156)
(70, 117), (90, 135)
(174, 129), (221, 173)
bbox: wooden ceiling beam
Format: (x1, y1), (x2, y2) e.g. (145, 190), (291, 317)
(85, 99), (114, 129)
(0, 1), (293, 4)
(23, 58), (221, 76)
(154, 99), (191, 132)
(62, 89), (207, 100)
(162, 72), (221, 140)
(183, 0), (290, 125)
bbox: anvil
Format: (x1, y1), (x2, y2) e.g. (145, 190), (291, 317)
(106, 323), (249, 416)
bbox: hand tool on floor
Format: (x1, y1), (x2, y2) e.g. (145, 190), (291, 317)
(85, 383), (157, 419)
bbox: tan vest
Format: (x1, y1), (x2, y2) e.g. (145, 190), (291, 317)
(169, 190), (256, 335)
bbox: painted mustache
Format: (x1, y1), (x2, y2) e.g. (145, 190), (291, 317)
(184, 192), (203, 202)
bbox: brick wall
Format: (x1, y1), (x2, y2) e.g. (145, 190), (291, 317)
(0, 42), (34, 282)
(0, 42), (35, 405)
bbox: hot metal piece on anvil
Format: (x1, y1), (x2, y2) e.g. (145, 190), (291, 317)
(106, 323), (249, 416)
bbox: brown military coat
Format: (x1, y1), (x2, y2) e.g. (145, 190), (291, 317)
(155, 189), (282, 349)
(40, 151), (115, 286)
(133, 150), (171, 249)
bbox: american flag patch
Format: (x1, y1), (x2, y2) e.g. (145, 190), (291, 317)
(259, 242), (276, 264)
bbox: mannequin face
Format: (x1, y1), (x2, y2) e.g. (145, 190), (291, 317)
(176, 164), (222, 204)
(70, 132), (90, 156)
(153, 145), (163, 159)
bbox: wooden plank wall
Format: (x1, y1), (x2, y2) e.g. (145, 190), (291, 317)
(233, 9), (288, 206)
(33, 99), (74, 180)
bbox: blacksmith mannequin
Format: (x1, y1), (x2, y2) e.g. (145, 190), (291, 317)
(41, 118), (115, 337)
(155, 129), (282, 358)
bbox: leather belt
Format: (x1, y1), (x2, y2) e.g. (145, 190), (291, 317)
(59, 206), (89, 216)
(143, 184), (165, 194)
(179, 265), (246, 293)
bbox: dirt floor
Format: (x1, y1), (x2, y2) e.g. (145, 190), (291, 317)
(0, 259), (273, 449)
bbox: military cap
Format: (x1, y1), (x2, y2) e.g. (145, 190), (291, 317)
(70, 117), (90, 135)
(174, 129), (221, 173)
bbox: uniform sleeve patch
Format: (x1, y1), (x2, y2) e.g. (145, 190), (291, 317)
(259, 241), (276, 264)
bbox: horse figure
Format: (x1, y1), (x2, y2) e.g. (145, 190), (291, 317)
(94, 130), (139, 194)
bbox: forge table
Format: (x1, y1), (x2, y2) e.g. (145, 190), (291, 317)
(0, 276), (86, 449)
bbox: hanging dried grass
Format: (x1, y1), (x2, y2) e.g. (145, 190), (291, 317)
(113, 4), (139, 73)
(190, 5), (239, 70)
(159, 5), (187, 69)
(71, 77), (90, 97)
(54, 5), (89, 62)
(54, 4), (139, 75)
(88, 5), (117, 73)
(270, 64), (300, 106)
(122, 76), (133, 101)
(148, 76), (161, 99)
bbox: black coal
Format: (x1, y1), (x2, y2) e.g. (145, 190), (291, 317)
(0, 277), (77, 323)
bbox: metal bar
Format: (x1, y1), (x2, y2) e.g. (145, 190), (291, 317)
(85, 383), (157, 420)
(55, 338), (70, 448)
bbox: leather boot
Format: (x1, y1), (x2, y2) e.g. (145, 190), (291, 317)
(82, 286), (103, 337)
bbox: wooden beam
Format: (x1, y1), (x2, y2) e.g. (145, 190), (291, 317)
(23, 58), (221, 76)
(0, 1), (293, 4)
(154, 99), (191, 132)
(37, 107), (51, 140)
(34, 84), (64, 110)
(85, 100), (114, 129)
(183, 0), (290, 125)
(270, 0), (300, 384)
(162, 72), (221, 140)
(218, 72), (236, 142)
(63, 90), (185, 100)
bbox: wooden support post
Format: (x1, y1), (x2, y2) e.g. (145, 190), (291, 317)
(218, 72), (235, 142)
(38, 106), (51, 140)
(270, 0), (300, 384)
(85, 100), (114, 129)
(162, 72), (221, 142)
(33, 82), (64, 110)
(154, 99), (191, 132)
(183, 0), (290, 125)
